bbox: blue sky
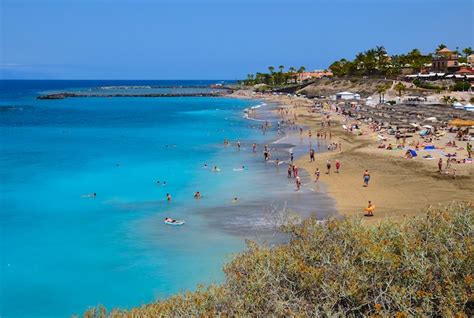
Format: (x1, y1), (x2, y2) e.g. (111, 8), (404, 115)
(1, 0), (473, 79)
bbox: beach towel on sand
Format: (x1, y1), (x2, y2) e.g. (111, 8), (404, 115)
(409, 149), (417, 157)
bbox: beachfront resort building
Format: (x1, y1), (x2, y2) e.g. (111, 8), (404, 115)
(297, 70), (333, 82)
(431, 47), (460, 73)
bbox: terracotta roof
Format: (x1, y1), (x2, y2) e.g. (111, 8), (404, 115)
(437, 47), (452, 53)
(456, 67), (474, 74)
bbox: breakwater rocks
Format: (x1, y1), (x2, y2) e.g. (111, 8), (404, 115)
(37, 92), (230, 99)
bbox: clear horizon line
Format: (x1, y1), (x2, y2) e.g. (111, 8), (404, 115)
(0, 78), (240, 81)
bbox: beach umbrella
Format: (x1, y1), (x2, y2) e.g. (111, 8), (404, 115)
(448, 119), (474, 127)
(425, 117), (437, 122)
(422, 125), (433, 129)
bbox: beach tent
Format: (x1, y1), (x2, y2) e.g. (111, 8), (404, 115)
(409, 149), (418, 157)
(423, 125), (433, 129)
(419, 129), (429, 136)
(336, 92), (360, 100)
(464, 103), (474, 112)
(452, 101), (464, 109)
(425, 117), (437, 122)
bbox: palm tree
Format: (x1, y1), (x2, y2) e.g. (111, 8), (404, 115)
(436, 44), (447, 52)
(246, 74), (254, 86)
(288, 67), (297, 83)
(463, 47), (473, 57)
(278, 65), (285, 73)
(394, 82), (406, 97)
(268, 66), (275, 85)
(376, 84), (388, 103)
(297, 66), (306, 74)
(441, 95), (452, 105)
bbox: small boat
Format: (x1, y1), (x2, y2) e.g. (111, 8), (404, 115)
(164, 219), (185, 226)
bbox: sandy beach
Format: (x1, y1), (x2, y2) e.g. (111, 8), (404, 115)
(232, 90), (474, 224)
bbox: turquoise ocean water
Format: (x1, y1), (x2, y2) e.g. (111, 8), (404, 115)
(0, 80), (336, 317)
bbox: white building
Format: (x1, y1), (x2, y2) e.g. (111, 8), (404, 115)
(336, 91), (360, 100)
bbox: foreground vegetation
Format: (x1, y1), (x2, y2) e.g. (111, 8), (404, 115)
(83, 202), (473, 317)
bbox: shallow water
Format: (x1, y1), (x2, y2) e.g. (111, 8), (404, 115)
(0, 81), (336, 317)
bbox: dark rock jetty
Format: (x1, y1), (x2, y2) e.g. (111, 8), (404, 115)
(37, 92), (230, 99)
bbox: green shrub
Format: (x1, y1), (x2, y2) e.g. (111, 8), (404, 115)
(82, 202), (473, 317)
(452, 82), (471, 92)
(413, 79), (443, 90)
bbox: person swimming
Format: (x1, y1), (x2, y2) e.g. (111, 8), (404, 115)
(213, 166), (221, 172)
(81, 192), (96, 198)
(232, 197), (238, 203)
(194, 191), (201, 199)
(166, 193), (172, 201)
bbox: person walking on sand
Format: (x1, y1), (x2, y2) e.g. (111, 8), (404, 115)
(335, 160), (341, 173)
(467, 142), (472, 158)
(326, 160), (331, 174)
(314, 168), (320, 182)
(364, 201), (375, 216)
(363, 170), (371, 187)
(438, 158), (443, 172)
(309, 148), (315, 162)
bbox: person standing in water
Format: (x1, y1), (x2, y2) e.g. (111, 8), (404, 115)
(252, 143), (257, 152)
(295, 176), (301, 191)
(309, 149), (315, 162)
(293, 165), (298, 178)
(288, 164), (293, 178)
(363, 170), (371, 187)
(326, 160), (331, 174)
(237, 141), (241, 150)
(290, 152), (294, 162)
(166, 193), (172, 201)
(314, 168), (320, 182)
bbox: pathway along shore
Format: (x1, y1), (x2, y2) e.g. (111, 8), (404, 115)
(233, 90), (474, 225)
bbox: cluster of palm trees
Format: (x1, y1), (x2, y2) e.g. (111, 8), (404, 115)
(376, 82), (408, 103)
(441, 95), (458, 105)
(243, 65), (306, 87)
(329, 46), (394, 76)
(329, 45), (473, 77)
